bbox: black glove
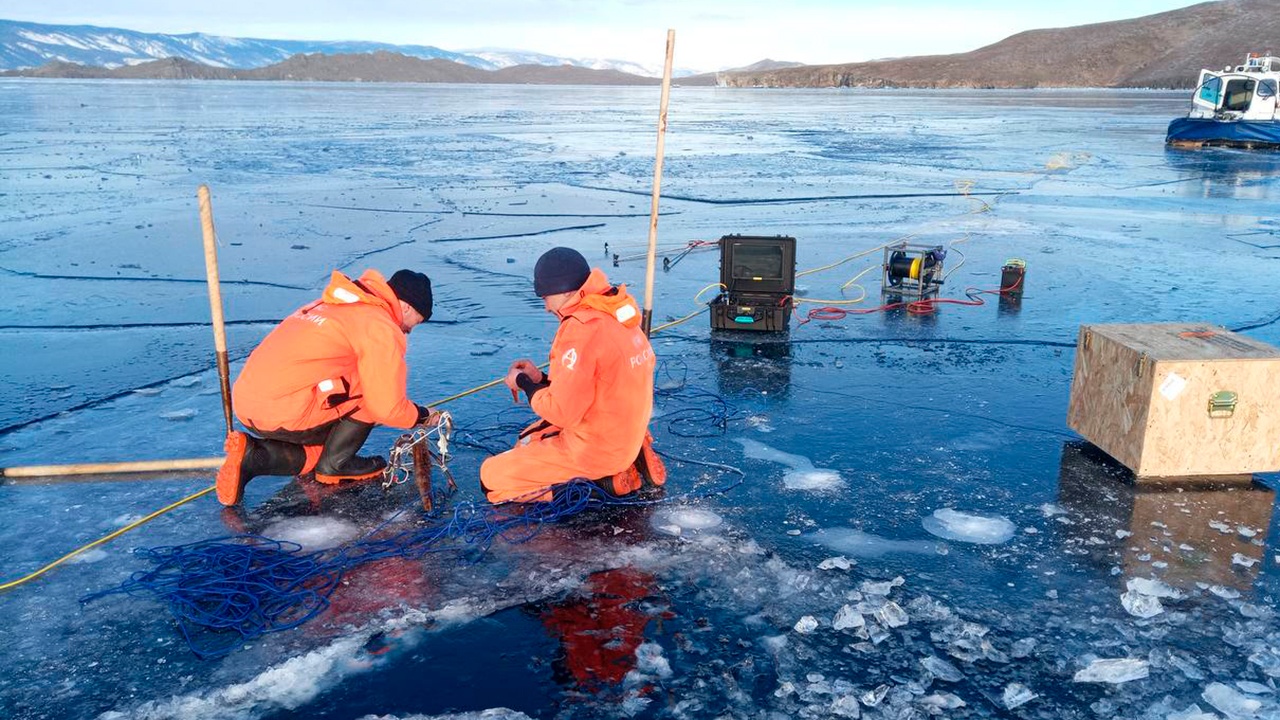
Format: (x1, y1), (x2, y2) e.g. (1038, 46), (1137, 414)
(414, 404), (433, 426)
(515, 373), (550, 401)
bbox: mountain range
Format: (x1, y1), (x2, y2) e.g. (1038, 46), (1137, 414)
(3, 1), (1277, 88)
(0, 19), (696, 77)
(721, 0), (1280, 89)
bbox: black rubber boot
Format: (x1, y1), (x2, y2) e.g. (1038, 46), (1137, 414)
(217, 432), (307, 506)
(314, 418), (387, 484)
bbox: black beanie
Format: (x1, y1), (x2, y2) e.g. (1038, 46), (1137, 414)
(387, 269), (433, 321)
(533, 247), (591, 297)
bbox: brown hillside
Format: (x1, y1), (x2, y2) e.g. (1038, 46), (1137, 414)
(490, 64), (659, 85)
(722, 0), (1280, 88)
(240, 52), (492, 82)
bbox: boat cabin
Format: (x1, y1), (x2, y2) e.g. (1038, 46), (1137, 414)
(1188, 53), (1280, 121)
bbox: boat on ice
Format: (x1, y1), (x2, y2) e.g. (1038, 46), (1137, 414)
(1166, 53), (1280, 149)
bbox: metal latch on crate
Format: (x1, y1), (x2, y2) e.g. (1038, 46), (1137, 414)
(1207, 391), (1238, 418)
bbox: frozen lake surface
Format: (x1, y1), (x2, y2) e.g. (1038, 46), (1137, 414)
(2, 80), (1280, 719)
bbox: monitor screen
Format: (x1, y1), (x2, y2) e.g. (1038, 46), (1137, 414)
(731, 243), (784, 281)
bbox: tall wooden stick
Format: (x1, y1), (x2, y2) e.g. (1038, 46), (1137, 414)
(197, 184), (234, 436)
(641, 29), (675, 337)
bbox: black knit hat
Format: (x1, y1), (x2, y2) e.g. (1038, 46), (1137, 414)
(387, 269), (433, 321)
(533, 247), (591, 297)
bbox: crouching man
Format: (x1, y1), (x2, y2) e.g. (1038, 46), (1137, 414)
(481, 247), (664, 503)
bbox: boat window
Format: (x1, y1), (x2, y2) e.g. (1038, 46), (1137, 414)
(1222, 79), (1255, 111)
(1258, 79), (1278, 99)
(1198, 76), (1221, 106)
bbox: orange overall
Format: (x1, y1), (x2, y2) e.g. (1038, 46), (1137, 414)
(232, 269), (420, 436)
(481, 269), (657, 502)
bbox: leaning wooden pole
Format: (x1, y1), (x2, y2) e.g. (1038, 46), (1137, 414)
(641, 29), (675, 337)
(198, 184), (234, 436)
(1, 458), (223, 481)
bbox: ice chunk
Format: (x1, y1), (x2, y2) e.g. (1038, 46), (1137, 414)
(921, 656), (964, 682)
(875, 602), (909, 628)
(830, 694), (861, 718)
(832, 605), (865, 631)
(1167, 705), (1221, 720)
(860, 576), (904, 595)
(1202, 682), (1262, 717)
(808, 528), (939, 558)
(1249, 649), (1280, 677)
(1040, 503), (1068, 517)
(1011, 638), (1038, 659)
(1232, 553), (1259, 568)
(861, 684), (890, 707)
(159, 408), (197, 421)
(1210, 520), (1232, 533)
(794, 616), (819, 634)
(1236, 681), (1272, 695)
(1002, 683), (1037, 709)
(261, 516), (360, 550)
(818, 556), (854, 570)
(1127, 577), (1183, 599)
(921, 508), (1015, 544)
(634, 642), (672, 679)
(920, 693), (965, 711)
(1121, 590), (1164, 618)
(650, 508), (722, 536)
(1073, 658), (1149, 684)
(735, 438), (844, 491)
(1238, 525), (1259, 538)
(762, 635), (788, 653)
(1208, 585), (1241, 600)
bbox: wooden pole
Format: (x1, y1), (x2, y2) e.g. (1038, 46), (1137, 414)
(197, 184), (234, 436)
(641, 29), (675, 337)
(1, 457), (223, 481)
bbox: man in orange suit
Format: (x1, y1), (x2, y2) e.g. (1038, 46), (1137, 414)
(217, 268), (441, 506)
(481, 247), (663, 503)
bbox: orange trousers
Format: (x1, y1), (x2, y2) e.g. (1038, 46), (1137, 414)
(479, 424), (593, 503)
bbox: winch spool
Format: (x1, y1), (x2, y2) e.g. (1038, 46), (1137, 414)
(881, 243), (945, 299)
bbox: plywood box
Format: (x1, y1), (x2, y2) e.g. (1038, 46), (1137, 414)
(1067, 323), (1280, 478)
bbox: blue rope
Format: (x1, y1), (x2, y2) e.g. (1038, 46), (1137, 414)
(85, 369), (744, 659)
(84, 459), (742, 659)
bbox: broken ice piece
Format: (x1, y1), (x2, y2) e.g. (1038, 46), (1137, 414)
(1233, 553), (1259, 568)
(1120, 590), (1164, 619)
(1166, 704), (1219, 720)
(919, 693), (965, 711)
(1249, 649), (1280, 677)
(818, 556), (854, 571)
(832, 605), (865, 631)
(794, 616), (819, 634)
(159, 409), (197, 421)
(1072, 658), (1149, 684)
(1238, 525), (1258, 538)
(1235, 680), (1273, 695)
(921, 656), (964, 682)
(861, 684), (890, 707)
(1127, 577), (1183, 599)
(860, 576), (904, 595)
(1116, 529), (1133, 539)
(875, 601), (909, 628)
(1002, 683), (1038, 709)
(1202, 682), (1262, 717)
(1209, 520), (1232, 533)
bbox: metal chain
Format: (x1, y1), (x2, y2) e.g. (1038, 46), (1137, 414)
(382, 411), (453, 490)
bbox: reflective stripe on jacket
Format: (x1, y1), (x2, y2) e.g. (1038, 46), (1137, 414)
(232, 269), (419, 432)
(531, 268), (656, 477)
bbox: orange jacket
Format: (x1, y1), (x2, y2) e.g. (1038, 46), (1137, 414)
(232, 269), (419, 433)
(532, 268), (655, 477)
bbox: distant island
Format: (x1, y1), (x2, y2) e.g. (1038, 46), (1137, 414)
(3, 0), (1275, 88)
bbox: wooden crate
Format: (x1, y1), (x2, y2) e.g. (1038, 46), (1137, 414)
(1067, 323), (1280, 478)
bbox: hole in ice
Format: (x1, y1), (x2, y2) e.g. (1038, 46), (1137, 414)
(650, 507), (723, 536)
(260, 516), (361, 550)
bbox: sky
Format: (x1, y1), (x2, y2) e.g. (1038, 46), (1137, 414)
(1, 0), (1212, 73)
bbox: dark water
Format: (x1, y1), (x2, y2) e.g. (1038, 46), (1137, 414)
(2, 81), (1280, 719)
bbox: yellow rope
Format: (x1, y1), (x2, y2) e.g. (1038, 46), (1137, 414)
(0, 486), (215, 591)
